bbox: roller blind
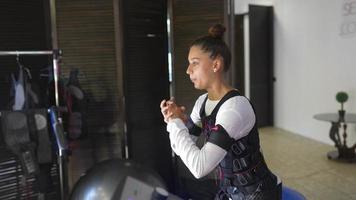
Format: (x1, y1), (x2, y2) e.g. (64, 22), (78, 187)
(56, 0), (120, 137)
(172, 0), (225, 112)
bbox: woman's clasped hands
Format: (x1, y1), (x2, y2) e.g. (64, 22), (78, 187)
(160, 97), (187, 123)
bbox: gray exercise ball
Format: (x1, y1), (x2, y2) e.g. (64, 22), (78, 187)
(70, 158), (167, 200)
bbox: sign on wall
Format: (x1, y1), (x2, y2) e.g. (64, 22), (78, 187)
(340, 0), (356, 38)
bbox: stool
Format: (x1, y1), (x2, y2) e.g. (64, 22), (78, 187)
(282, 186), (306, 200)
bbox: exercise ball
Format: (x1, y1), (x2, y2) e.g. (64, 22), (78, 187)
(70, 159), (167, 200)
(282, 186), (306, 200)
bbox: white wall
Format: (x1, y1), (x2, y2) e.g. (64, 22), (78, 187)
(235, 0), (356, 145)
(273, 0), (356, 145)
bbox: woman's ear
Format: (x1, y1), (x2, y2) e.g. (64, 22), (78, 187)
(213, 56), (223, 72)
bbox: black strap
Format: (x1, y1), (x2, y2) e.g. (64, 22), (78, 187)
(185, 117), (202, 136)
(199, 90), (240, 119)
(207, 125), (234, 150)
(233, 160), (269, 186)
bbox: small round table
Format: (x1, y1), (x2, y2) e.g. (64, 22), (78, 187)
(314, 113), (356, 162)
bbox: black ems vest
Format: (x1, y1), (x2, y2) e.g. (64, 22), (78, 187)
(196, 90), (276, 197)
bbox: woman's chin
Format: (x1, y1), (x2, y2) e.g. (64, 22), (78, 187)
(193, 84), (203, 90)
(191, 81), (204, 90)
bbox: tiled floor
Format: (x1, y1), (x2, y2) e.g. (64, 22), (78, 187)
(260, 127), (356, 200)
(68, 127), (356, 200)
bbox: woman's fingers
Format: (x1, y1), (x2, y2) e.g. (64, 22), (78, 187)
(161, 103), (174, 116)
(166, 97), (176, 106)
(163, 111), (173, 123)
(160, 97), (187, 123)
(160, 99), (167, 108)
(161, 106), (169, 115)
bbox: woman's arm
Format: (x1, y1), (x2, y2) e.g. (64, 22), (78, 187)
(167, 118), (227, 179)
(164, 96), (256, 179)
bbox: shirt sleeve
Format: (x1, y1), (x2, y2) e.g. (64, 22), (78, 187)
(167, 118), (226, 179)
(216, 96), (256, 140)
(189, 94), (207, 127)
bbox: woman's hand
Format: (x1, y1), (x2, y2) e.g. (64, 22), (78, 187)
(160, 99), (173, 123)
(160, 97), (187, 123)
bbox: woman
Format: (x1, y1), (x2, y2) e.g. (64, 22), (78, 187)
(160, 24), (281, 200)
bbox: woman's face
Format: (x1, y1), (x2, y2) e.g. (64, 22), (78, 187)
(186, 45), (216, 90)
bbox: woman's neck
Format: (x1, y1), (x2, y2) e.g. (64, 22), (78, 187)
(206, 81), (233, 100)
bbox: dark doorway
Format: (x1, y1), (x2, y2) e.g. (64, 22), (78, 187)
(121, 0), (174, 191)
(249, 5), (274, 127)
(234, 15), (245, 95)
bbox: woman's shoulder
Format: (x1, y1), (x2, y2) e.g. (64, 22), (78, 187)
(218, 95), (255, 119)
(221, 95), (252, 109)
(217, 95), (256, 139)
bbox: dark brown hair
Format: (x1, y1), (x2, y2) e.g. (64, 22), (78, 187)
(190, 24), (231, 72)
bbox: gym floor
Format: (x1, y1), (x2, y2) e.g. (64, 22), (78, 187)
(68, 127), (356, 200)
(260, 127), (356, 200)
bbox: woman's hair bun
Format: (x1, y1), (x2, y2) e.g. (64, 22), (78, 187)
(208, 24), (226, 39)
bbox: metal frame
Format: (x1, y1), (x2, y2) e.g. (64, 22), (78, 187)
(0, 0), (66, 199)
(0, 50), (67, 200)
(0, 50), (61, 107)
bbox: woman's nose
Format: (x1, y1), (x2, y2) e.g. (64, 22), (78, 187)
(186, 65), (191, 75)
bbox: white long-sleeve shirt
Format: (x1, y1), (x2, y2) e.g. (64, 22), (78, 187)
(166, 93), (256, 179)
